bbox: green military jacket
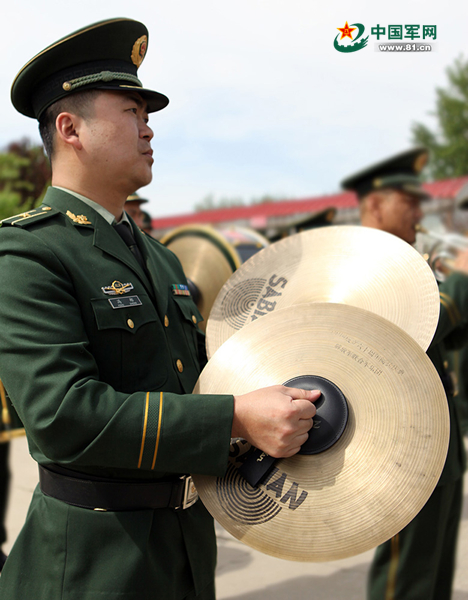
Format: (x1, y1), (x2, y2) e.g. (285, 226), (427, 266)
(427, 271), (468, 486)
(0, 187), (234, 600)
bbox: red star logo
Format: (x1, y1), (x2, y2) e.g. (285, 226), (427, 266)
(337, 21), (356, 41)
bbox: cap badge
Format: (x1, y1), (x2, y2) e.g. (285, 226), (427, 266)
(131, 35), (148, 67)
(414, 153), (428, 173)
(66, 210), (91, 225)
(373, 178), (383, 188)
(101, 281), (134, 296)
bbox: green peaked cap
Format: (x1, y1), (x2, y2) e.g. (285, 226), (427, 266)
(341, 147), (430, 200)
(11, 17), (169, 120)
(126, 193), (148, 204)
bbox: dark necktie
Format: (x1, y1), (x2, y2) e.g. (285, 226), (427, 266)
(114, 222), (146, 271)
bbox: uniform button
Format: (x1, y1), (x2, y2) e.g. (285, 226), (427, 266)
(176, 359), (184, 373)
(127, 319), (135, 329)
(191, 315), (197, 324)
(164, 315), (169, 327)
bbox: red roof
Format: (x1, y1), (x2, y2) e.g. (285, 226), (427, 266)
(151, 175), (468, 230)
(423, 176), (468, 198)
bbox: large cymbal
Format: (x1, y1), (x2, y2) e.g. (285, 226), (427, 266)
(193, 303), (449, 562)
(206, 225), (439, 356)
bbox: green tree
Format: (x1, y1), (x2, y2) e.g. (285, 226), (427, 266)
(194, 194), (245, 212)
(412, 56), (468, 180)
(194, 193), (281, 212)
(0, 139), (51, 220)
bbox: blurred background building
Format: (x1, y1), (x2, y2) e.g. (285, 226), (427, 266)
(151, 175), (468, 241)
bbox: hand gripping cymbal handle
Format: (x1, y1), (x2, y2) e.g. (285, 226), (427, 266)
(237, 375), (348, 488)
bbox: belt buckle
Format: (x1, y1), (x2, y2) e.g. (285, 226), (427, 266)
(178, 475), (198, 510)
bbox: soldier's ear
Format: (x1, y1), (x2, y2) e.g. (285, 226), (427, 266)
(55, 112), (83, 151)
(365, 192), (385, 219)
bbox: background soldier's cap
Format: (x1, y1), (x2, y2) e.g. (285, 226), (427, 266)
(126, 193), (148, 204)
(141, 211), (152, 229)
(11, 17), (169, 120)
(340, 147), (430, 200)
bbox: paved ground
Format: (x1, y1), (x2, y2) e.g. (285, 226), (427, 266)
(4, 436), (468, 599)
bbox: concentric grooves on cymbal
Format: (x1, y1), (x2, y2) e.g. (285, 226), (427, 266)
(220, 278), (267, 329)
(194, 302), (449, 562)
(206, 225), (440, 357)
(216, 462), (282, 525)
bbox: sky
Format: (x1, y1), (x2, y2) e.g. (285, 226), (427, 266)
(0, 0), (466, 217)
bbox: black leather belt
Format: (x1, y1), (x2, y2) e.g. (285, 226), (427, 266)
(38, 465), (199, 512)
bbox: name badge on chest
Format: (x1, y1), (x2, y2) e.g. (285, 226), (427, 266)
(108, 296), (143, 310)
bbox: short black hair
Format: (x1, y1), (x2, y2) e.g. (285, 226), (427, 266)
(38, 89), (100, 161)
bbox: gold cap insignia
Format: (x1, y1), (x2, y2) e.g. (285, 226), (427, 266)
(101, 281), (134, 296)
(373, 178), (383, 188)
(66, 210), (91, 225)
(131, 35), (148, 67)
(414, 152), (428, 173)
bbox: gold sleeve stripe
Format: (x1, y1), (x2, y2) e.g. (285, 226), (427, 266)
(137, 392), (150, 469)
(385, 533), (400, 600)
(439, 297), (455, 325)
(151, 392), (164, 470)
(440, 292), (461, 326)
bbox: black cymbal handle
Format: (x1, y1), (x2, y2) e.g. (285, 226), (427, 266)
(237, 447), (277, 487)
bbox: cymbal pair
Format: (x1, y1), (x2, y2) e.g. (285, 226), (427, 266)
(193, 226), (447, 562)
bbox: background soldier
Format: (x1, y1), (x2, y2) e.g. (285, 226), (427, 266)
(342, 148), (468, 600)
(141, 209), (153, 235)
(0, 440), (9, 569)
(125, 191), (148, 230)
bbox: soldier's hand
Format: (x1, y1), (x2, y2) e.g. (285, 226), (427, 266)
(231, 385), (319, 458)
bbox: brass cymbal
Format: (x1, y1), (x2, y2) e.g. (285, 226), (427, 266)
(161, 225), (241, 331)
(193, 303), (449, 562)
(206, 225), (439, 356)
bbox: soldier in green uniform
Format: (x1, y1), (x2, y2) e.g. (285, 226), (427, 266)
(125, 191), (148, 230)
(0, 441), (9, 569)
(0, 18), (318, 600)
(342, 148), (468, 600)
(448, 189), (468, 436)
(450, 335), (468, 436)
(141, 209), (153, 236)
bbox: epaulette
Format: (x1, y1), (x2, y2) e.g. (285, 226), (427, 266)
(0, 206), (59, 228)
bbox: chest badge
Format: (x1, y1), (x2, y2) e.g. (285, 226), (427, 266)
(171, 284), (190, 297)
(102, 281), (134, 296)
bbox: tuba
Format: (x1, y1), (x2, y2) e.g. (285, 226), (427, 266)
(416, 225), (468, 281)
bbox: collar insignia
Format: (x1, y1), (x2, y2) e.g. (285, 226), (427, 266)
(171, 284), (190, 296)
(101, 281), (134, 296)
(66, 210), (91, 225)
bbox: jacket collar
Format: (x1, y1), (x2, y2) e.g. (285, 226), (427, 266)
(42, 187), (162, 309)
